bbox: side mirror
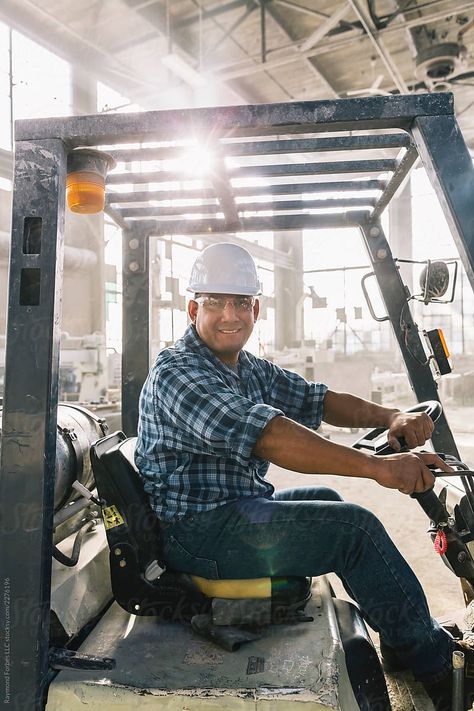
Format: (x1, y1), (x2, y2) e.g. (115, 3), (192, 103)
(418, 260), (457, 304)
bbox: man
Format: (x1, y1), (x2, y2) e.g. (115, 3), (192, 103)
(135, 242), (471, 710)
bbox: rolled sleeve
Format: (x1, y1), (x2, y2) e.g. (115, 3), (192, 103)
(231, 403), (284, 464)
(300, 381), (328, 429)
(262, 360), (328, 429)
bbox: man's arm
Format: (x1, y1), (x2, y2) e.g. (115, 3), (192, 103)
(252, 414), (451, 495)
(322, 389), (399, 428)
(322, 390), (434, 450)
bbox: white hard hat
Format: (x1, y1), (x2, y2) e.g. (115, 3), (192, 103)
(187, 242), (262, 295)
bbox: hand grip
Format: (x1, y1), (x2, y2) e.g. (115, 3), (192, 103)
(410, 488), (449, 526)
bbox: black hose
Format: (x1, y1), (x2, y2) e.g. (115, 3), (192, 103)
(54, 510), (98, 545)
(53, 497), (91, 528)
(52, 520), (96, 567)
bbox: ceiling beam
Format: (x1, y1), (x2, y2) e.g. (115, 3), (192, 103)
(262, 1), (340, 99)
(185, 0), (292, 100)
(347, 0), (409, 94)
(214, 1), (474, 83)
(175, 0), (249, 30)
(370, 0), (474, 37)
(262, 0), (359, 33)
(299, 4), (352, 53)
(202, 4), (257, 60)
(272, 1), (338, 20)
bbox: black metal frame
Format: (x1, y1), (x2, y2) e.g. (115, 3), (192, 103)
(1, 92), (474, 709)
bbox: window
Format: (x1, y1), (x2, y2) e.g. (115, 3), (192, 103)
(12, 31), (71, 120)
(0, 22), (11, 150)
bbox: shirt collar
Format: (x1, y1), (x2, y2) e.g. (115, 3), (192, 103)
(179, 324), (254, 380)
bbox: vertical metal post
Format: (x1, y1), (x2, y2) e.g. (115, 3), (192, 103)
(411, 113), (474, 293)
(0, 138), (66, 709)
(122, 227), (150, 436)
(359, 219), (459, 457)
(274, 231), (302, 350)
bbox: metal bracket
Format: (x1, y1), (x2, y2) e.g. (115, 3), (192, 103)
(49, 647), (115, 671)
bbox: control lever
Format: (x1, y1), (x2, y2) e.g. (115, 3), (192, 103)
(72, 480), (103, 507)
(409, 461), (474, 526)
(392, 440), (451, 525)
(410, 488), (449, 526)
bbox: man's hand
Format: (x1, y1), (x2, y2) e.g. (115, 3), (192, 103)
(373, 451), (453, 495)
(387, 411), (434, 451)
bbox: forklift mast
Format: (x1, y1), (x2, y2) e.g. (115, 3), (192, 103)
(1, 93), (474, 709)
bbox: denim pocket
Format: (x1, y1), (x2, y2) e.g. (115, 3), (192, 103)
(165, 534), (220, 580)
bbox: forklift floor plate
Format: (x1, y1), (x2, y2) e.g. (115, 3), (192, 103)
(45, 576), (358, 710)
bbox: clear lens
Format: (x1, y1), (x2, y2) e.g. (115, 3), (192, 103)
(196, 296), (255, 312)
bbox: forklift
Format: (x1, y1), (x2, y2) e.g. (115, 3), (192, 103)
(2, 93), (474, 710)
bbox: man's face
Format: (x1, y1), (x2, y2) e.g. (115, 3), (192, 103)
(188, 293), (259, 366)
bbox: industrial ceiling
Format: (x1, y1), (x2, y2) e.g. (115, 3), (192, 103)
(1, 1), (474, 145)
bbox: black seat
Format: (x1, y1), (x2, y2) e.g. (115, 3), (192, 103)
(90, 431), (312, 647)
(91, 431), (210, 619)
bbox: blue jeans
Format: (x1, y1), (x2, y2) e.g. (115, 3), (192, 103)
(162, 485), (454, 684)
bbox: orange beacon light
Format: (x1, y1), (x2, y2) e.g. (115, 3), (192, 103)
(66, 149), (116, 214)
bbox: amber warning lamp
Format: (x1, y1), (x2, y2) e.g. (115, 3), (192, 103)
(66, 149), (116, 214)
(426, 328), (452, 376)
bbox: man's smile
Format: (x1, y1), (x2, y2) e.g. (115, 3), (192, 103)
(189, 290), (259, 366)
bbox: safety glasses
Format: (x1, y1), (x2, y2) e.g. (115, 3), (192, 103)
(195, 295), (256, 312)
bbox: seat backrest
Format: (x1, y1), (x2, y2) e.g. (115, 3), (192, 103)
(90, 431), (163, 574)
(90, 432), (205, 617)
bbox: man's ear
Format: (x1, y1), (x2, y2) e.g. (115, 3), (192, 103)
(188, 299), (198, 323)
(253, 298), (260, 322)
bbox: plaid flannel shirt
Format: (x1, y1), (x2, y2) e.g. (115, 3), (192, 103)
(135, 324), (328, 522)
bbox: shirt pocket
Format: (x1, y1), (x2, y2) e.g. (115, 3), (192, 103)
(164, 533), (220, 580)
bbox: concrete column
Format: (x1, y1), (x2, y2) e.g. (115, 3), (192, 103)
(387, 178), (413, 364)
(71, 66), (98, 115)
(0, 190), (11, 336)
(388, 178), (413, 294)
(63, 67), (105, 335)
(274, 231), (304, 350)
(150, 237), (162, 356)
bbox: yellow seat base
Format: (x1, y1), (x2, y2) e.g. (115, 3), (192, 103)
(191, 575), (271, 599)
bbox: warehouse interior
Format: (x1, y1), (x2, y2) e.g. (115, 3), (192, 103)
(3, 3), (474, 710)
(1, 0), (474, 415)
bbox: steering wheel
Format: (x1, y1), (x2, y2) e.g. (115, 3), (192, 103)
(352, 400), (443, 455)
(352, 400), (449, 525)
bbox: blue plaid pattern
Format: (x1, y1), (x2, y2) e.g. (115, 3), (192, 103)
(135, 325), (328, 522)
